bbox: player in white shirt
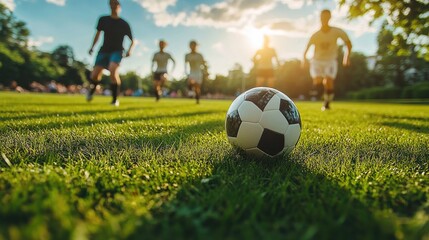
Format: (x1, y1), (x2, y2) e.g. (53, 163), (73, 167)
(152, 40), (175, 101)
(253, 35), (280, 87)
(303, 9), (352, 110)
(185, 40), (206, 104)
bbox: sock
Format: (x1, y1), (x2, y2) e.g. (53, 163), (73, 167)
(324, 89), (334, 103)
(111, 84), (119, 103)
(89, 79), (99, 95)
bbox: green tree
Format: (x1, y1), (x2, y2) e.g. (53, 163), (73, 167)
(52, 45), (87, 86)
(52, 45), (75, 67)
(0, 42), (24, 86)
(120, 71), (141, 91)
(276, 59), (312, 99)
(338, 0), (429, 60)
(0, 3), (29, 47)
(336, 51), (371, 97)
(20, 50), (64, 86)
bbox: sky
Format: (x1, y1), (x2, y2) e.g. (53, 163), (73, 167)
(2, 0), (381, 78)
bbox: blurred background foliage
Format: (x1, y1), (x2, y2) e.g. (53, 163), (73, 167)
(0, 2), (428, 99)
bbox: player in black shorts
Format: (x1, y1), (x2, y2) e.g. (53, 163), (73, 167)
(151, 40), (175, 101)
(253, 36), (280, 87)
(86, 0), (135, 106)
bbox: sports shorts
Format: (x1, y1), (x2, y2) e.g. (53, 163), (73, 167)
(188, 71), (203, 85)
(95, 51), (123, 69)
(310, 59), (338, 79)
(153, 71), (167, 81)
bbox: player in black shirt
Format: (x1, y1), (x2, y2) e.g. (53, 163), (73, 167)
(87, 0), (135, 106)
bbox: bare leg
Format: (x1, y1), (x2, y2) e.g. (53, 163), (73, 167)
(87, 66), (104, 101)
(194, 83), (201, 104)
(310, 77), (324, 101)
(153, 80), (161, 101)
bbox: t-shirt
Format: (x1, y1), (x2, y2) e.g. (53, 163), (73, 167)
(185, 52), (205, 74)
(309, 27), (350, 61)
(254, 48), (277, 69)
(152, 52), (173, 72)
(96, 16), (133, 53)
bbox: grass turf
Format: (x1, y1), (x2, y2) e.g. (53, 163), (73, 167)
(0, 92), (428, 240)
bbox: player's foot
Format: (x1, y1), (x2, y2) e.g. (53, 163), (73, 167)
(321, 102), (330, 111)
(111, 100), (119, 107)
(196, 99), (200, 104)
(86, 91), (93, 102)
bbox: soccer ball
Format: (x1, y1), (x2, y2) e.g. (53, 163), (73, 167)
(225, 87), (301, 157)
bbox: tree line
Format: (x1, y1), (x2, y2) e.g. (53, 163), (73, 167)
(0, 2), (428, 99)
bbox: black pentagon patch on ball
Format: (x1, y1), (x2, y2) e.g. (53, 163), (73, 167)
(280, 99), (301, 125)
(226, 110), (242, 137)
(257, 129), (284, 156)
(245, 88), (276, 111)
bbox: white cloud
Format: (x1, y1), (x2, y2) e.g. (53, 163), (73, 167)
(46, 0), (66, 6)
(0, 0), (15, 10)
(133, 0), (176, 13)
(137, 0), (277, 28)
(28, 36), (54, 48)
(212, 42), (225, 54)
(135, 0), (375, 39)
(280, 0), (306, 9)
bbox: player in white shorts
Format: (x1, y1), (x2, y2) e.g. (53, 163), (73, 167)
(303, 9), (352, 110)
(152, 40), (175, 101)
(185, 40), (207, 104)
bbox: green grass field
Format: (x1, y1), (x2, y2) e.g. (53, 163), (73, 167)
(0, 92), (428, 240)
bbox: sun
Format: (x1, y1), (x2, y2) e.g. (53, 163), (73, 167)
(244, 27), (266, 50)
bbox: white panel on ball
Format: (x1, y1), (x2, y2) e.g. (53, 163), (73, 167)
(283, 146), (295, 155)
(264, 95), (281, 111)
(238, 101), (263, 123)
(259, 110), (289, 134)
(284, 124), (301, 147)
(227, 93), (245, 114)
(236, 122), (264, 149)
(227, 137), (239, 147)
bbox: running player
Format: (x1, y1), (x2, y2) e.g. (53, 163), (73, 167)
(151, 40), (175, 101)
(87, 0), (135, 106)
(253, 35), (280, 87)
(303, 9), (352, 111)
(185, 40), (206, 104)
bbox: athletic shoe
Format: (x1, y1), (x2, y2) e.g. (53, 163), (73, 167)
(321, 102), (330, 111)
(111, 100), (120, 107)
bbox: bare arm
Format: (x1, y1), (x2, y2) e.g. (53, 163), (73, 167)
(151, 59), (156, 73)
(184, 57), (189, 76)
(170, 56), (176, 73)
(125, 39), (135, 57)
(343, 40), (352, 67)
(89, 31), (101, 55)
(252, 50), (259, 64)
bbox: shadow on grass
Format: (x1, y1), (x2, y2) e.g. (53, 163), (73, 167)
(0, 102), (191, 122)
(128, 154), (394, 239)
(381, 121), (429, 134)
(0, 109), (225, 132)
(367, 113), (429, 134)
